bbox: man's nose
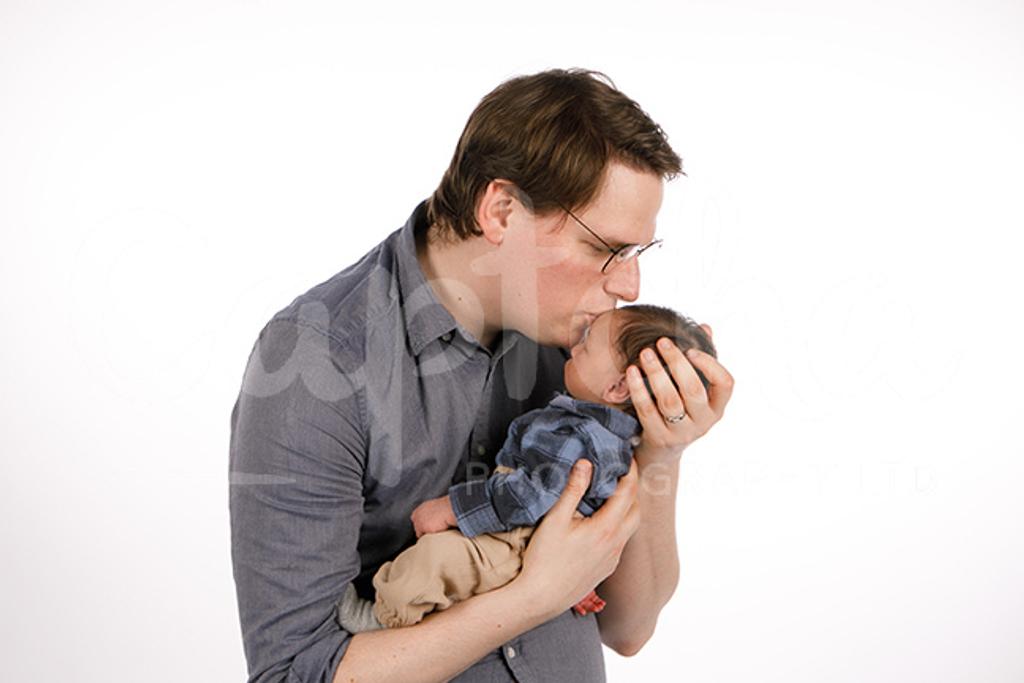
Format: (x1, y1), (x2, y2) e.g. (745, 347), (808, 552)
(604, 257), (640, 303)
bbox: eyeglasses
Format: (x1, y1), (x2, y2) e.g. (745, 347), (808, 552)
(555, 201), (663, 274)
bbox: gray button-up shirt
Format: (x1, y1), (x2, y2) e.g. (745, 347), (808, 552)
(229, 198), (608, 682)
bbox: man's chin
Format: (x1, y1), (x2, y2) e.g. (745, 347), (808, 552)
(567, 323), (588, 348)
(506, 326), (568, 350)
(511, 321), (582, 350)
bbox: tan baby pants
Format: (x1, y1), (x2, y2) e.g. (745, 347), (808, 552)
(371, 464), (536, 628)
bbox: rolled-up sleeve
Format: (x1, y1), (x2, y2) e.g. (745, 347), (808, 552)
(229, 318), (367, 683)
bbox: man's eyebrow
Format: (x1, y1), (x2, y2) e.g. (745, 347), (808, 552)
(582, 234), (633, 250)
(599, 225), (657, 250)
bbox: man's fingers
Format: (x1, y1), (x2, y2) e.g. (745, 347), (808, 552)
(652, 338), (701, 421)
(625, 365), (660, 429)
(684, 348), (735, 419)
(640, 341), (701, 421)
(552, 458), (593, 521)
(591, 458), (639, 528)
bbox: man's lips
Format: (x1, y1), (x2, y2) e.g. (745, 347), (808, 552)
(572, 314), (598, 346)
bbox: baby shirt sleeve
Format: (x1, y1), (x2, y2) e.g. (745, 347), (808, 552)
(575, 420), (635, 511)
(448, 421), (589, 537)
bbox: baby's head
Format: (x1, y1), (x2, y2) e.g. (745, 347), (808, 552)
(563, 304), (718, 423)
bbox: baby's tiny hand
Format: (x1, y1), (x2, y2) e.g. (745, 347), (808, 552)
(411, 495), (457, 538)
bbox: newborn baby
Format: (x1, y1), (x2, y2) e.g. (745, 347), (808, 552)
(337, 303), (717, 632)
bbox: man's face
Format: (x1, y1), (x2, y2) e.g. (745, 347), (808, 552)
(502, 160), (664, 349)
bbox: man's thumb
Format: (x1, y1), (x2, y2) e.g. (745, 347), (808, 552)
(554, 459), (593, 518)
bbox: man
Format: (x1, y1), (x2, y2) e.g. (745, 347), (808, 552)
(230, 67), (733, 683)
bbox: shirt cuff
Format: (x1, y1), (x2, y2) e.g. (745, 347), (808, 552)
(449, 480), (505, 537)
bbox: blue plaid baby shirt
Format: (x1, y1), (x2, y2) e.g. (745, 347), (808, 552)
(448, 390), (641, 537)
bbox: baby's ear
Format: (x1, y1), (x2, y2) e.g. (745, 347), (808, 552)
(604, 373), (631, 405)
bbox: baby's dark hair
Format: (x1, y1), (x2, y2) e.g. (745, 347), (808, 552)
(610, 304), (718, 423)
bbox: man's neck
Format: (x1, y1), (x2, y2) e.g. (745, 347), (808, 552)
(415, 223), (502, 352)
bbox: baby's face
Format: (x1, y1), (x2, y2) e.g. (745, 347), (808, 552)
(563, 309), (627, 404)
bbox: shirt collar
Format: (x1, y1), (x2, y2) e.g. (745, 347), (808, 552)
(547, 391), (640, 441)
(395, 198), (520, 360)
(393, 198), (460, 356)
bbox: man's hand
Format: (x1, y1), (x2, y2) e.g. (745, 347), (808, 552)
(627, 323), (734, 460)
(411, 495), (457, 538)
(514, 458), (641, 618)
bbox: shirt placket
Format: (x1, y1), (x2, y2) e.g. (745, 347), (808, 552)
(465, 352), (499, 483)
(500, 639), (539, 682)
(461, 333), (518, 483)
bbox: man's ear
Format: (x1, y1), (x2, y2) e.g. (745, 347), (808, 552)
(603, 373), (631, 405)
(475, 179), (518, 247)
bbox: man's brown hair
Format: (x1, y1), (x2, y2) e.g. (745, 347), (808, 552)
(610, 304), (717, 423)
(426, 68), (685, 242)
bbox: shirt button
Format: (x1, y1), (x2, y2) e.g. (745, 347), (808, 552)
(505, 645), (516, 659)
(476, 444), (486, 456)
(441, 332), (453, 343)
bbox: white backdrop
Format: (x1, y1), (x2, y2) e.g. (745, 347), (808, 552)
(2, 1), (1022, 681)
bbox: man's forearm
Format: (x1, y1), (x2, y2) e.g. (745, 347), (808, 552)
(333, 577), (555, 683)
(595, 452), (681, 655)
